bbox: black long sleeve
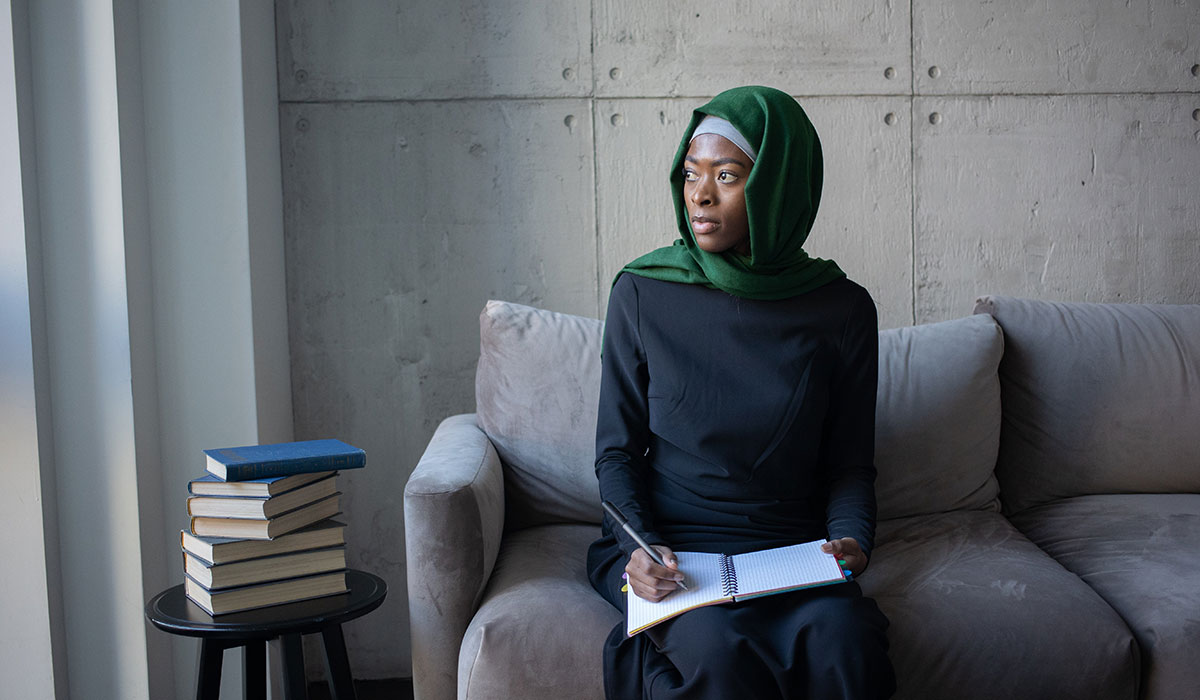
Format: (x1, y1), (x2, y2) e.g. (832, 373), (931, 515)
(594, 275), (669, 557)
(821, 289), (879, 560)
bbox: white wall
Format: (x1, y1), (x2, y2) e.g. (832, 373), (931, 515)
(276, 0), (1200, 681)
(4, 1), (292, 698)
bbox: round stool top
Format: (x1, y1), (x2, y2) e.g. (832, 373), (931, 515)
(145, 569), (386, 640)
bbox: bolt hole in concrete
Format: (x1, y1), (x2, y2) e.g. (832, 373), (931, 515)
(562, 67), (575, 80)
(928, 66), (941, 79)
(296, 118), (309, 132)
(610, 67), (621, 80)
(1193, 64), (1200, 76)
(564, 114), (577, 132)
(884, 112), (897, 126)
(295, 69), (308, 82)
(929, 112), (942, 125)
(1193, 108), (1200, 121)
(611, 113), (625, 126)
(884, 66), (895, 79)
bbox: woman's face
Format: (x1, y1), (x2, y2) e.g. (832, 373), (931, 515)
(682, 133), (751, 256)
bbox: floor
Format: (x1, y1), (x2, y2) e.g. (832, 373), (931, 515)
(307, 678), (414, 699)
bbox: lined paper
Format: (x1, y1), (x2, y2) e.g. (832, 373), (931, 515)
(625, 540), (848, 635)
(626, 551), (728, 635)
(731, 541), (845, 598)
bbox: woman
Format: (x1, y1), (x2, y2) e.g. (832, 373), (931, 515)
(586, 85), (896, 699)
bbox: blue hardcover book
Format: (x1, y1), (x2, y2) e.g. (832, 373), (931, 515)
(204, 439), (365, 481)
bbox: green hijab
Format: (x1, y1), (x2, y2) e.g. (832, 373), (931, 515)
(618, 85), (844, 300)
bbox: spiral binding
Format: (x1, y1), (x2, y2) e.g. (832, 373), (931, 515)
(719, 554), (738, 597)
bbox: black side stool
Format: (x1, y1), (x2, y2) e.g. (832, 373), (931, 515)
(146, 569), (386, 700)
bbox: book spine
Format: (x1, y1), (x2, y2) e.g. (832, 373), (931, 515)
(719, 554), (737, 597)
(223, 453), (362, 481)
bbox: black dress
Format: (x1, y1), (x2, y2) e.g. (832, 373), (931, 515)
(586, 273), (896, 700)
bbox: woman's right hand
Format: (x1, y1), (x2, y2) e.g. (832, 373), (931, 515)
(625, 545), (684, 602)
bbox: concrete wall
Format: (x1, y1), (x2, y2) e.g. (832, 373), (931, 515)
(276, 0), (1200, 679)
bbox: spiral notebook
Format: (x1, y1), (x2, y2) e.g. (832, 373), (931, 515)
(625, 539), (848, 636)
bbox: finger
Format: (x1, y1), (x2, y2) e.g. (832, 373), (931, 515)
(630, 582), (658, 601)
(632, 578), (672, 602)
(629, 573), (669, 596)
(641, 559), (679, 582)
(628, 569), (682, 600)
(656, 547), (683, 576)
(651, 576), (678, 595)
(630, 550), (674, 580)
(626, 561), (678, 592)
(645, 548), (684, 582)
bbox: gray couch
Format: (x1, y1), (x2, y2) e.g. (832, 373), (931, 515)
(404, 296), (1200, 700)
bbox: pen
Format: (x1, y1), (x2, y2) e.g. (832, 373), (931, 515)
(602, 500), (689, 591)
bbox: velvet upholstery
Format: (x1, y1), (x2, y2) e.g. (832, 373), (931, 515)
(475, 299), (604, 529)
(474, 301), (1006, 527)
(863, 510), (1138, 700)
(454, 513), (1140, 700)
(974, 296), (1200, 514)
(873, 314), (1003, 519)
(405, 297), (1195, 700)
(459, 524), (618, 700)
(404, 414), (505, 700)
(1011, 494), (1200, 700)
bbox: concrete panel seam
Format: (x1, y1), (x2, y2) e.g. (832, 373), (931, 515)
(279, 90), (1200, 107)
(591, 98), (603, 317)
(909, 0), (916, 327)
(908, 95), (916, 327)
(590, 0), (599, 316)
(911, 90), (1200, 98)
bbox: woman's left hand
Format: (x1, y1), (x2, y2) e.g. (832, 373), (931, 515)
(821, 537), (868, 578)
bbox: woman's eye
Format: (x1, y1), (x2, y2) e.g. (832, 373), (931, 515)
(718, 171), (739, 183)
(683, 170), (698, 182)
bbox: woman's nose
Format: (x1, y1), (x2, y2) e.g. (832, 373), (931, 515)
(690, 177), (715, 205)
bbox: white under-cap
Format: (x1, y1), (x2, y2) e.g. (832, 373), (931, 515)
(689, 115), (758, 162)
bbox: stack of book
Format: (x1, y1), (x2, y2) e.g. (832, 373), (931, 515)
(180, 438), (365, 615)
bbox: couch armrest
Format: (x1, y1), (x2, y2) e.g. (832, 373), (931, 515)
(405, 414), (505, 700)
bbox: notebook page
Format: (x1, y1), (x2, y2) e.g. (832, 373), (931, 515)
(730, 540), (846, 598)
(626, 550), (730, 635)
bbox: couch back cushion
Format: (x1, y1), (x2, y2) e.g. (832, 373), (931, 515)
(874, 314), (1003, 519)
(974, 296), (1200, 514)
(476, 300), (1003, 529)
(476, 301), (605, 529)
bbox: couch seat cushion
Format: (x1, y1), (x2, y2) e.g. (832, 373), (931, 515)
(1010, 494), (1200, 700)
(861, 511), (1139, 700)
(459, 523), (617, 700)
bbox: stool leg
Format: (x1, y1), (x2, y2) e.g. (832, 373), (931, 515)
(196, 639), (223, 700)
(321, 624), (356, 700)
(280, 633), (308, 700)
(243, 641), (266, 700)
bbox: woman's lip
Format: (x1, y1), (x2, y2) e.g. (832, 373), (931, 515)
(692, 218), (719, 234)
